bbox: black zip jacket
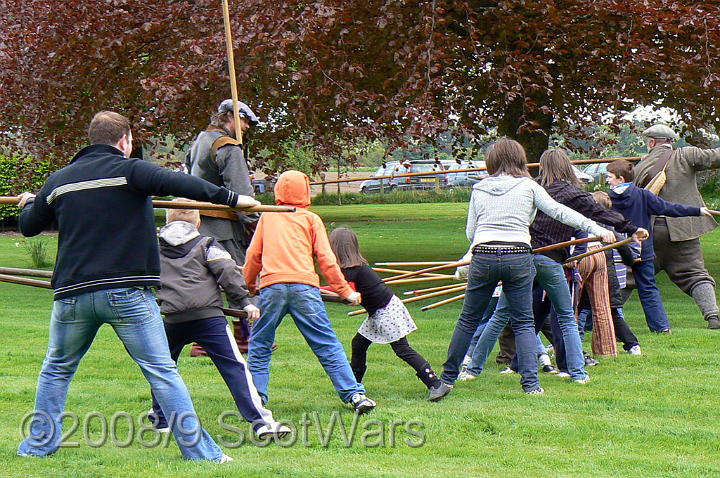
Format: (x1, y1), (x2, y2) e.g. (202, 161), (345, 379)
(530, 180), (638, 264)
(19, 144), (238, 299)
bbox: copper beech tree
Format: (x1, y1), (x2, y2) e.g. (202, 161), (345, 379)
(1, 0), (719, 177)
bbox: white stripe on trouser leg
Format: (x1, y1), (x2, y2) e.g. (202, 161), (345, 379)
(224, 323), (276, 425)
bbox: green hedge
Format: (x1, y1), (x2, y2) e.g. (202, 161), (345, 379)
(0, 153), (55, 221)
(258, 187), (474, 206)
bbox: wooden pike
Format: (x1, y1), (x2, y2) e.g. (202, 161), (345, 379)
(401, 284), (468, 304)
(532, 236), (602, 255)
(421, 293), (466, 311)
(382, 260), (468, 282)
(372, 266), (452, 278)
(221, 0), (243, 145)
(0, 274), (52, 289)
(0, 196), (294, 213)
(0, 267), (53, 278)
(0, 270), (345, 314)
(348, 283), (467, 316)
(404, 282), (467, 296)
(384, 275), (456, 286)
(376, 261), (456, 267)
(707, 209), (720, 216)
(563, 237), (634, 264)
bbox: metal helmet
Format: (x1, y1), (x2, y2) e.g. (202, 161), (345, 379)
(218, 99), (259, 125)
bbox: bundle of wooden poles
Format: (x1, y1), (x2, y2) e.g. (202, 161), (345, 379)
(346, 235), (641, 316)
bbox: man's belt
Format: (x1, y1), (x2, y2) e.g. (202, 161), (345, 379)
(199, 209), (239, 221)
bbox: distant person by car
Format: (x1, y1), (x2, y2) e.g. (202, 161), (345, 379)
(442, 159), (489, 188)
(359, 162), (400, 193)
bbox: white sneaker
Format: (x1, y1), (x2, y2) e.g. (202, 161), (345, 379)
(351, 393), (377, 415)
(573, 374), (590, 385)
(219, 453), (234, 464)
(499, 366), (516, 374)
(458, 370), (477, 381)
(538, 353), (552, 367)
(628, 345), (642, 355)
(256, 422), (292, 439)
(557, 372), (570, 378)
(461, 354), (472, 368)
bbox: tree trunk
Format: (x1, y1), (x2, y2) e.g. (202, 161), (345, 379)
(497, 96), (553, 170)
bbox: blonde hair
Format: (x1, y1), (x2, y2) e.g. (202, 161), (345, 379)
(166, 198), (200, 225)
(592, 190), (612, 209)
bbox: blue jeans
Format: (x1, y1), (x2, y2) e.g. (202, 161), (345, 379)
(18, 287), (222, 461)
(467, 255), (586, 381)
(248, 283), (364, 404)
(532, 255), (586, 380)
(632, 259), (671, 332)
(465, 295), (499, 355)
(442, 251), (539, 392)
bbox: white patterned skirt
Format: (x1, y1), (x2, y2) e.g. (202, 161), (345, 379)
(357, 295), (418, 344)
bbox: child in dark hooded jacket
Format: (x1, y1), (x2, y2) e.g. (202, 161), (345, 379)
(607, 159), (711, 333)
(149, 200), (290, 439)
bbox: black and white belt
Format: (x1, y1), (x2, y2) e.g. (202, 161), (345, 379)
(472, 244), (532, 255)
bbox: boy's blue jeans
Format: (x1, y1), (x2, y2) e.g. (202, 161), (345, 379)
(249, 283), (364, 404)
(632, 259), (671, 332)
(18, 287), (222, 461)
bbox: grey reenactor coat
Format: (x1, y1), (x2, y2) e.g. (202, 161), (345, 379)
(634, 143), (720, 241)
(187, 125), (257, 260)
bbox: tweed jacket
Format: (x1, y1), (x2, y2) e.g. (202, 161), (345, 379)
(634, 143), (720, 241)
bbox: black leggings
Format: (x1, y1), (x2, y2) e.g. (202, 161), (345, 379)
(350, 333), (427, 381)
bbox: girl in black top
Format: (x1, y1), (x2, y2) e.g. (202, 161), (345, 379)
(329, 227), (441, 391)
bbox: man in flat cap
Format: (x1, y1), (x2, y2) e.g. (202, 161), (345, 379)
(632, 124), (720, 329)
(186, 99), (260, 352)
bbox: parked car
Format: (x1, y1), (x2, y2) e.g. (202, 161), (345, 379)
(442, 159), (489, 188)
(359, 161), (400, 193)
(251, 173), (275, 194)
(391, 160), (448, 190)
(572, 165), (593, 184)
(582, 162), (608, 184)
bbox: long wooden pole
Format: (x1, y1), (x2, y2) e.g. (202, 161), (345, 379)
(403, 282), (467, 296)
(401, 284), (468, 304)
(382, 260), (468, 282)
(151, 200), (294, 213)
(0, 273), (343, 312)
(384, 275), (456, 286)
(348, 283), (467, 316)
(374, 267), (454, 279)
(221, 0), (243, 144)
(376, 261), (456, 267)
(532, 236), (602, 255)
(421, 293), (466, 311)
(0, 267), (53, 278)
(563, 237), (634, 264)
(0, 274), (52, 289)
(0, 197), (294, 213)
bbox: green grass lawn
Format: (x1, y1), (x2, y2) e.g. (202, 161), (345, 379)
(2, 203), (720, 477)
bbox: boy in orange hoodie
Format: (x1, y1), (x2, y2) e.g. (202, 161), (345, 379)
(243, 170), (377, 414)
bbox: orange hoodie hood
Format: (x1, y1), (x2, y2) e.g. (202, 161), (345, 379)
(275, 170), (311, 208)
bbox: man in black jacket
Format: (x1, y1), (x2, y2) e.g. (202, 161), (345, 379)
(16, 111), (255, 462)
